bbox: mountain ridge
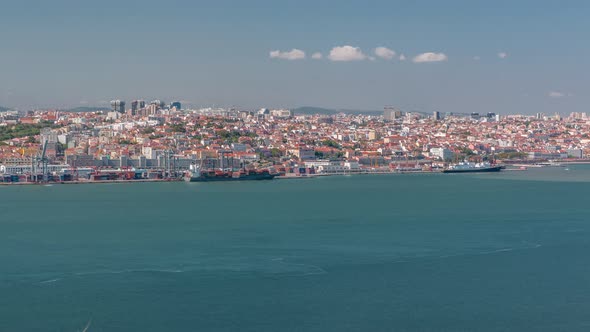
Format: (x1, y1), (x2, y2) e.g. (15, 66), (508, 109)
(292, 106), (382, 116)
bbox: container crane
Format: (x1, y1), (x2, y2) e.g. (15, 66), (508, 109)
(32, 139), (49, 182)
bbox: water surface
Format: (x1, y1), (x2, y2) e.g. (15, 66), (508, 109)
(1, 166), (590, 331)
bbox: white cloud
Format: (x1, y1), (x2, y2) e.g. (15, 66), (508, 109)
(328, 45), (367, 61)
(498, 52), (508, 59)
(548, 91), (573, 98)
(374, 46), (396, 60)
(412, 52), (448, 63)
(399, 54), (406, 61)
(311, 52), (323, 60)
(269, 49), (306, 60)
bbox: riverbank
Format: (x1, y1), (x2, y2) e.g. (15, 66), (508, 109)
(1, 166), (525, 185)
(0, 178), (182, 186)
(0, 170), (440, 185)
(276, 170), (441, 179)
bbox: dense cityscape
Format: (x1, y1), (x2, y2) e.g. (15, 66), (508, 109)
(0, 100), (588, 183)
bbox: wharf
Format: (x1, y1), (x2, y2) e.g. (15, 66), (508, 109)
(0, 178), (183, 186)
(276, 170), (442, 179)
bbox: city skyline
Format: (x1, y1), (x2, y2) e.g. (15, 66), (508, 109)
(0, 0), (588, 114)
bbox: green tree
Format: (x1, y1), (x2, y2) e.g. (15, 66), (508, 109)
(322, 139), (341, 149)
(0, 124), (57, 141)
(169, 123), (186, 133)
(141, 127), (155, 135)
(270, 148), (282, 158)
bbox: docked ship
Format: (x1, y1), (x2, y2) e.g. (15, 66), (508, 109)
(442, 161), (503, 173)
(184, 164), (276, 182)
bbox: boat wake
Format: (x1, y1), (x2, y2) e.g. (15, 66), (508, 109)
(269, 257), (327, 276)
(74, 268), (184, 276)
(34, 269), (183, 285)
(479, 248), (515, 254)
(81, 318), (92, 332)
(38, 278), (61, 284)
(33, 258), (327, 285)
(390, 241), (542, 264)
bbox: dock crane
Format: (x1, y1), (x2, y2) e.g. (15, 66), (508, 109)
(40, 139), (49, 182)
(31, 139), (49, 182)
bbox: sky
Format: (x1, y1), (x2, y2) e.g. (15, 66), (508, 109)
(0, 0), (588, 114)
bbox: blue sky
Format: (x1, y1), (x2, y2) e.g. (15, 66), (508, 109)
(0, 0), (588, 114)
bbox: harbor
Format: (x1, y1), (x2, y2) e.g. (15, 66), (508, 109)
(0, 161), (515, 185)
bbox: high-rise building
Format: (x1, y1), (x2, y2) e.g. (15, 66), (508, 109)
(384, 106), (402, 121)
(433, 111), (441, 120)
(170, 101), (181, 110)
(151, 100), (165, 108)
(39, 128), (58, 159)
(110, 100), (126, 113)
(131, 101), (138, 115)
(146, 104), (158, 115)
(130, 100), (146, 115)
(40, 128), (58, 144)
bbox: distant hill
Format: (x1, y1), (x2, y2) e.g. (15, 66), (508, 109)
(292, 106), (338, 115)
(340, 109), (383, 116)
(62, 106), (108, 113)
(293, 106), (474, 118)
(0, 106), (12, 112)
(293, 106), (382, 116)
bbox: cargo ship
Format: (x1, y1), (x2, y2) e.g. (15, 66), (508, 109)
(184, 164), (276, 182)
(442, 161), (503, 173)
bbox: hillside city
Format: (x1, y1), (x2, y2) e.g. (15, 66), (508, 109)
(0, 100), (589, 182)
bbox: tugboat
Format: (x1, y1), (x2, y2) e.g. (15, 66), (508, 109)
(442, 161), (503, 173)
